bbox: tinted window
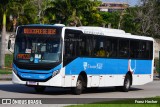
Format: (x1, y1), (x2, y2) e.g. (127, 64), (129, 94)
(64, 30), (83, 57)
(64, 29), (153, 60)
(105, 37), (118, 57)
(130, 40), (139, 59)
(118, 39), (129, 58)
(130, 40), (153, 59)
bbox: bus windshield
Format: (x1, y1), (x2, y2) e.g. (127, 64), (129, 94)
(14, 28), (62, 64)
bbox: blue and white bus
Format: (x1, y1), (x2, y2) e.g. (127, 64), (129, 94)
(9, 24), (154, 95)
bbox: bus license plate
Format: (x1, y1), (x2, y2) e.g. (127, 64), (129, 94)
(27, 81), (38, 85)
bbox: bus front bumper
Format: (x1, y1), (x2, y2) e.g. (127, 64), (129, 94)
(12, 71), (63, 87)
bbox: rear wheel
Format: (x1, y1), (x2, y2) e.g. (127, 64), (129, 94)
(34, 86), (46, 93)
(72, 75), (84, 95)
(122, 74), (131, 92)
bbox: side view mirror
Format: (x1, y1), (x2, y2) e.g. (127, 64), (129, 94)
(8, 33), (15, 53)
(8, 39), (11, 49)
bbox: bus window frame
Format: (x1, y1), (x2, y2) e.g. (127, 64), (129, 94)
(63, 29), (153, 62)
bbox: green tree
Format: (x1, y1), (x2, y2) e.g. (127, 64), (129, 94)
(0, 0), (37, 68)
(0, 0), (40, 32)
(82, 1), (103, 26)
(99, 11), (120, 28)
(130, 0), (160, 37)
(44, 0), (68, 24)
(7, 0), (39, 30)
(120, 7), (140, 34)
(0, 0), (9, 69)
(31, 0), (53, 24)
(45, 0), (102, 26)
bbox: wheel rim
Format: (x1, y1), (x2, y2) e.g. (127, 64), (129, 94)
(77, 80), (82, 90)
(125, 78), (130, 89)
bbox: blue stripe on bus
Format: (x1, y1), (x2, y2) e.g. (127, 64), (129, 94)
(18, 72), (52, 80)
(130, 59), (152, 74)
(13, 57), (152, 80)
(13, 63), (62, 80)
(65, 58), (152, 75)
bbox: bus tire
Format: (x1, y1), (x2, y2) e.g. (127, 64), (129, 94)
(122, 74), (131, 92)
(34, 86), (46, 93)
(72, 75), (84, 95)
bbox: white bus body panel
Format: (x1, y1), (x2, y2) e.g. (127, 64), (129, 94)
(12, 71), (153, 87)
(132, 74), (153, 85)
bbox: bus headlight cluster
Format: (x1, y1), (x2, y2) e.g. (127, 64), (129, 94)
(52, 69), (60, 77)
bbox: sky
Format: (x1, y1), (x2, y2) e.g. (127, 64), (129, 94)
(102, 0), (140, 6)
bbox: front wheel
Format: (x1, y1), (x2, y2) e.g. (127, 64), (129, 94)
(34, 86), (46, 93)
(122, 74), (131, 92)
(71, 76), (84, 95)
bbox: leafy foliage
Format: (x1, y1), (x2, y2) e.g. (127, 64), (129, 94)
(99, 11), (120, 28)
(0, 0), (160, 38)
(45, 0), (102, 26)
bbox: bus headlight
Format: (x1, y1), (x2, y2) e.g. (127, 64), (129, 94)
(52, 69), (60, 77)
(13, 67), (17, 74)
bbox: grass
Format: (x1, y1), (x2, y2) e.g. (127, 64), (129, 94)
(0, 69), (12, 74)
(67, 97), (160, 107)
(0, 54), (12, 74)
(69, 104), (159, 107)
(5, 54), (13, 68)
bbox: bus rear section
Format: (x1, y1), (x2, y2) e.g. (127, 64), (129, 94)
(63, 28), (154, 94)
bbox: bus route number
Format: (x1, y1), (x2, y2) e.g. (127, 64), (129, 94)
(17, 54), (30, 60)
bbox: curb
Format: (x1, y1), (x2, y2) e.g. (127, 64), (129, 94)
(0, 78), (12, 81)
(0, 74), (12, 81)
(153, 77), (160, 81)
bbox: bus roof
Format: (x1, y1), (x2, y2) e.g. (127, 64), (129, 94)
(18, 24), (65, 27)
(65, 26), (154, 41)
(17, 24), (154, 41)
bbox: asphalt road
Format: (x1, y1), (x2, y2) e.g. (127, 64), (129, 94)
(0, 80), (160, 98)
(0, 80), (160, 106)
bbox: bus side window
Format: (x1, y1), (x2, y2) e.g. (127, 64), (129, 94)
(79, 42), (85, 56)
(145, 41), (153, 59)
(130, 40), (139, 59)
(85, 35), (94, 56)
(138, 41), (147, 59)
(94, 36), (107, 57)
(64, 41), (73, 57)
(64, 35), (71, 57)
(118, 39), (129, 58)
(149, 41), (153, 59)
(64, 29), (82, 58)
(106, 38), (118, 58)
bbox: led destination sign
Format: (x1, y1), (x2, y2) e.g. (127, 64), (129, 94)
(17, 54), (30, 60)
(23, 28), (56, 35)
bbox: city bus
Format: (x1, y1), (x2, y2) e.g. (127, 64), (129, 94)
(8, 24), (154, 95)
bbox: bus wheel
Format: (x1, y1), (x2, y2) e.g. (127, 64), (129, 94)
(34, 86), (46, 93)
(122, 74), (131, 92)
(72, 75), (84, 95)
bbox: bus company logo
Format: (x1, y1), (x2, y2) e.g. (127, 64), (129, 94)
(21, 74), (32, 78)
(83, 62), (103, 70)
(2, 99), (11, 104)
(83, 62), (88, 70)
(97, 63), (103, 69)
(128, 59), (136, 73)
